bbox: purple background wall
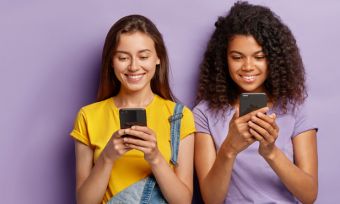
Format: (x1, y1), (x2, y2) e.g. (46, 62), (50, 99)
(1, 0), (339, 203)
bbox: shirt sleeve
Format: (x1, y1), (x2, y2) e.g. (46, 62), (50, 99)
(192, 102), (211, 135)
(292, 102), (318, 138)
(179, 106), (196, 140)
(70, 108), (91, 146)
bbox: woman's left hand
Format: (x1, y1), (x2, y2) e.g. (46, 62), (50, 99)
(247, 112), (279, 158)
(122, 126), (161, 164)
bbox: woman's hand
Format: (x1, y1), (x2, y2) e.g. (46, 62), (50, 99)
(248, 112), (279, 159)
(221, 107), (268, 157)
(123, 126), (161, 165)
(101, 129), (132, 164)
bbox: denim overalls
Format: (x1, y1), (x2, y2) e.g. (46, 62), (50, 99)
(107, 104), (184, 204)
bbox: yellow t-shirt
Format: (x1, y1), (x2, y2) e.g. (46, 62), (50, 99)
(70, 95), (195, 203)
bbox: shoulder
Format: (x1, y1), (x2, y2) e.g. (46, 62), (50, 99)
(153, 95), (192, 115)
(192, 100), (231, 119)
(192, 100), (210, 114)
(79, 98), (113, 117)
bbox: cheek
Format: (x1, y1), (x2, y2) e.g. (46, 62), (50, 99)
(112, 61), (126, 80)
(112, 58), (127, 69)
(258, 62), (268, 75)
(143, 59), (158, 69)
(228, 62), (239, 77)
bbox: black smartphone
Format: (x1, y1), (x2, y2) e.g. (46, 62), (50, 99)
(119, 108), (147, 129)
(239, 93), (267, 116)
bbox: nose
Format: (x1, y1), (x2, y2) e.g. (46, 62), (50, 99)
(128, 58), (139, 72)
(242, 58), (254, 71)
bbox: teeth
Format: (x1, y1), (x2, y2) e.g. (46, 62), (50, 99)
(242, 75), (255, 80)
(127, 74), (143, 79)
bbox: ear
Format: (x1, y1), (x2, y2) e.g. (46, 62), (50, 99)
(156, 57), (160, 65)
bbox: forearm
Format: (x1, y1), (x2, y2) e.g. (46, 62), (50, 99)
(150, 156), (192, 204)
(77, 155), (113, 204)
(200, 150), (236, 204)
(265, 147), (318, 204)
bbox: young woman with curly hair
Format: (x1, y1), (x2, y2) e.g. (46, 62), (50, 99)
(193, 1), (318, 203)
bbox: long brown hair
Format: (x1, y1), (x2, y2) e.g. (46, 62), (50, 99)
(97, 15), (174, 102)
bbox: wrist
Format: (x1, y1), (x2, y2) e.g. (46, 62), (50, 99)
(147, 151), (163, 166)
(101, 150), (115, 166)
(221, 137), (239, 159)
(262, 145), (279, 161)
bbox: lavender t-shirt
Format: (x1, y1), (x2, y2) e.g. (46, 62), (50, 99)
(193, 101), (317, 204)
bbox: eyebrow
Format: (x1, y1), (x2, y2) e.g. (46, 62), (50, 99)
(115, 49), (152, 54)
(229, 50), (264, 55)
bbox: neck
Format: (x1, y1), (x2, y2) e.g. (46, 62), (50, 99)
(114, 88), (154, 108)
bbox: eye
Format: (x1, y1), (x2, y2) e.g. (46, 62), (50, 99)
(139, 56), (149, 60)
(254, 55), (266, 60)
(231, 55), (242, 60)
(117, 56), (129, 62)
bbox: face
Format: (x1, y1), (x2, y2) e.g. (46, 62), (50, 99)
(227, 35), (268, 93)
(112, 31), (160, 94)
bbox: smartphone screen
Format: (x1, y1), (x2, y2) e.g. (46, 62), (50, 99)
(119, 108), (147, 129)
(239, 93), (267, 116)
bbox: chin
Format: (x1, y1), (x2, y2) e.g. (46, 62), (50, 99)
(239, 86), (264, 93)
(125, 84), (148, 92)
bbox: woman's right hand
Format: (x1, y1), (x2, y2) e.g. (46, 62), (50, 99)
(101, 129), (131, 164)
(221, 107), (269, 157)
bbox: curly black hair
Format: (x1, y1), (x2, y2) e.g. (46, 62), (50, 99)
(196, 1), (306, 113)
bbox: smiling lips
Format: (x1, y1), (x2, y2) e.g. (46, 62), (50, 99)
(241, 75), (257, 83)
(125, 73), (145, 82)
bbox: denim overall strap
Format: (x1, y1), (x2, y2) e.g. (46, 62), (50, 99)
(138, 103), (184, 204)
(140, 175), (157, 204)
(168, 103), (184, 166)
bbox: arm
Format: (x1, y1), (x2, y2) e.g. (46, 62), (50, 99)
(75, 129), (129, 204)
(123, 127), (194, 204)
(249, 112), (318, 204)
(194, 108), (267, 204)
(265, 131), (318, 204)
(195, 132), (236, 204)
(75, 141), (112, 204)
(152, 134), (194, 204)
